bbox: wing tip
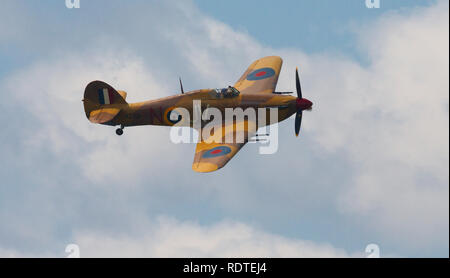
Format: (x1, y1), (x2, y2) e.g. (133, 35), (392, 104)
(192, 162), (219, 173)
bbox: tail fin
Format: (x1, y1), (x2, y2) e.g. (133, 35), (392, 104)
(83, 80), (128, 124)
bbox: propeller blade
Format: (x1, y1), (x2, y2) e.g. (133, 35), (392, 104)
(296, 67), (302, 99)
(295, 110), (303, 137)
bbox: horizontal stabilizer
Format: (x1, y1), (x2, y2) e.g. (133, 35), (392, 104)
(117, 90), (127, 100)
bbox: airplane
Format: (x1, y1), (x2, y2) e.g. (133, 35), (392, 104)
(83, 56), (313, 173)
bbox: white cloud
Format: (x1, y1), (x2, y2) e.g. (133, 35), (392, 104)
(297, 0), (449, 248)
(71, 217), (352, 258)
(256, 0), (449, 251)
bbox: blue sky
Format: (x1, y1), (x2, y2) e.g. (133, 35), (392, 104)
(0, 0), (448, 257)
(0, 0), (435, 76)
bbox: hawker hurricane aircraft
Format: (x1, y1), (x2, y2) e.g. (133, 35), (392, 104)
(83, 56), (313, 172)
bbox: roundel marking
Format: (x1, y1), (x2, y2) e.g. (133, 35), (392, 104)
(164, 107), (182, 125)
(246, 67), (275, 81)
(202, 146), (232, 158)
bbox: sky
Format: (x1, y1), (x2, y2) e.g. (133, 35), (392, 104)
(0, 0), (448, 257)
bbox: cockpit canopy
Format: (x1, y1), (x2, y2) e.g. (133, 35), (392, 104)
(209, 86), (240, 99)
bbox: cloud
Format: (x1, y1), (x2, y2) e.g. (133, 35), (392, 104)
(297, 0), (449, 249)
(0, 217), (354, 258)
(69, 217), (352, 258)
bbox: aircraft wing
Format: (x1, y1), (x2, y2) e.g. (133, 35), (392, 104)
(88, 107), (121, 124)
(234, 56), (283, 94)
(192, 120), (257, 173)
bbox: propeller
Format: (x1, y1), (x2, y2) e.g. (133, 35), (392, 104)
(294, 67), (312, 137)
(295, 110), (302, 137)
(296, 67), (302, 99)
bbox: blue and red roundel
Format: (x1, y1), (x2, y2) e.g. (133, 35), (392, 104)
(246, 67), (275, 81)
(98, 88), (114, 105)
(203, 146), (232, 158)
